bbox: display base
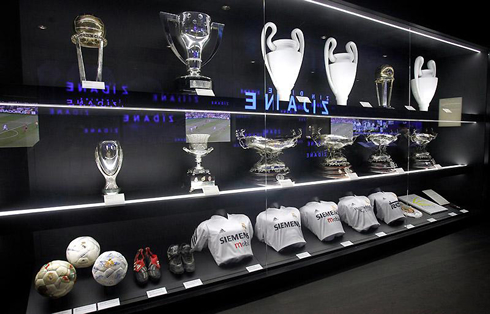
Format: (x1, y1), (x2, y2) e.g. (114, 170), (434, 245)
(176, 75), (213, 94)
(319, 165), (352, 179)
(249, 172), (291, 186)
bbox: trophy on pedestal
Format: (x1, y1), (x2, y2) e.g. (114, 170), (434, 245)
(410, 130), (437, 169)
(375, 65), (395, 109)
(324, 38), (358, 106)
(365, 133), (399, 173)
(71, 15), (107, 90)
(261, 22), (304, 101)
(411, 56), (438, 111)
(236, 129), (302, 184)
(183, 134), (215, 192)
(160, 11), (224, 94)
(95, 140), (123, 195)
(310, 128), (357, 179)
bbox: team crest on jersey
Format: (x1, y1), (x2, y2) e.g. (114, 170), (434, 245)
(292, 213), (297, 219)
(241, 223), (247, 230)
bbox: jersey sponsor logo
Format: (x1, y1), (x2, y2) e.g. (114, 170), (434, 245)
(234, 239), (251, 249)
(315, 210), (339, 220)
(274, 220), (300, 231)
(352, 204), (373, 213)
(219, 232), (250, 244)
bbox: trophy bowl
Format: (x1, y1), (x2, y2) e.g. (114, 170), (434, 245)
(236, 129), (301, 183)
(410, 130), (438, 169)
(95, 140), (123, 195)
(183, 134), (215, 192)
(71, 15), (107, 48)
(310, 128), (357, 179)
(365, 133), (399, 173)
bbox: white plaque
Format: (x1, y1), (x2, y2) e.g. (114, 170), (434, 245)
(97, 298), (120, 310)
(202, 185), (220, 196)
(405, 105), (416, 111)
(82, 81), (105, 90)
(375, 232), (387, 237)
(395, 168), (405, 174)
(460, 209), (469, 213)
(147, 287), (168, 298)
(296, 96), (311, 103)
(195, 89), (215, 96)
(296, 252), (311, 259)
(104, 193), (125, 206)
(448, 212), (458, 217)
(422, 189), (450, 206)
(278, 179), (294, 187)
(183, 279), (203, 289)
(360, 101), (372, 108)
(405, 224), (415, 229)
(434, 164), (442, 169)
(246, 264), (264, 272)
(73, 304), (97, 314)
(427, 218), (437, 223)
(53, 310), (72, 314)
(340, 241), (354, 247)
(347, 173), (359, 180)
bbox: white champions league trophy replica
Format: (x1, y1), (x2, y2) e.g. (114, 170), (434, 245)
(375, 65), (395, 109)
(324, 38), (358, 106)
(410, 130), (438, 169)
(310, 127), (357, 179)
(160, 11), (224, 94)
(236, 129), (302, 184)
(71, 15), (107, 90)
(183, 134), (216, 193)
(95, 140), (124, 204)
(365, 133), (399, 173)
(261, 22), (304, 101)
(411, 56), (438, 111)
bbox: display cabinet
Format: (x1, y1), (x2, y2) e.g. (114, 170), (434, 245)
(0, 0), (487, 313)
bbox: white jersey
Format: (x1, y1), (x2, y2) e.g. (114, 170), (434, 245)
(191, 214), (254, 266)
(255, 206), (306, 252)
(338, 195), (380, 232)
(368, 191), (405, 224)
(299, 201), (345, 241)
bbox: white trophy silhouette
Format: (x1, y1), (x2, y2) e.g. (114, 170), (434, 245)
(324, 38), (358, 106)
(411, 56), (438, 111)
(261, 22), (304, 101)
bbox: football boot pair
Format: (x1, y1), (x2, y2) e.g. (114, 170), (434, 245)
(133, 247), (161, 285)
(167, 244), (195, 275)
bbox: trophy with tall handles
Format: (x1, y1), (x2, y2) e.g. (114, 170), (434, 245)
(411, 56), (438, 111)
(375, 65), (395, 109)
(236, 129), (302, 184)
(95, 140), (123, 195)
(160, 11), (224, 94)
(183, 134), (215, 192)
(261, 22), (304, 101)
(324, 38), (358, 106)
(365, 133), (399, 173)
(310, 127), (357, 179)
(410, 130), (437, 169)
(71, 15), (107, 90)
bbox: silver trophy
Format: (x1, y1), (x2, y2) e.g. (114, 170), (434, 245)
(236, 129), (302, 184)
(95, 140), (123, 195)
(71, 15), (107, 90)
(375, 65), (394, 109)
(310, 128), (357, 179)
(183, 134), (215, 192)
(365, 133), (399, 173)
(410, 130), (438, 169)
(160, 11), (224, 93)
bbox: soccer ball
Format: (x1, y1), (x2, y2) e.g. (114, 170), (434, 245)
(34, 260), (77, 299)
(66, 236), (101, 268)
(92, 251), (128, 286)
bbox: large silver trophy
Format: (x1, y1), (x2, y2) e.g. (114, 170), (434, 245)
(310, 128), (357, 179)
(375, 65), (394, 109)
(95, 140), (123, 195)
(183, 134), (215, 192)
(71, 15), (107, 90)
(410, 130), (438, 169)
(236, 129), (302, 184)
(365, 133), (399, 173)
(160, 11), (224, 93)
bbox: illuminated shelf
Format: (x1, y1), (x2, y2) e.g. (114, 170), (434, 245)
(0, 164), (467, 218)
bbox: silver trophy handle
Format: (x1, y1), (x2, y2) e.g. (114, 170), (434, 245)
(202, 22), (225, 67)
(160, 12), (187, 65)
(236, 129), (250, 150)
(311, 127), (323, 147)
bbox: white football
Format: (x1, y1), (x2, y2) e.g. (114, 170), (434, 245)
(34, 260), (77, 299)
(92, 251), (128, 286)
(66, 236), (101, 268)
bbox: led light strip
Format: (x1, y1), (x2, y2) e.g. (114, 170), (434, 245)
(0, 102), (477, 124)
(303, 0), (481, 53)
(0, 164), (466, 217)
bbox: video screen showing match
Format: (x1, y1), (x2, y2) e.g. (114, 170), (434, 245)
(0, 106), (40, 148)
(185, 112), (231, 142)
